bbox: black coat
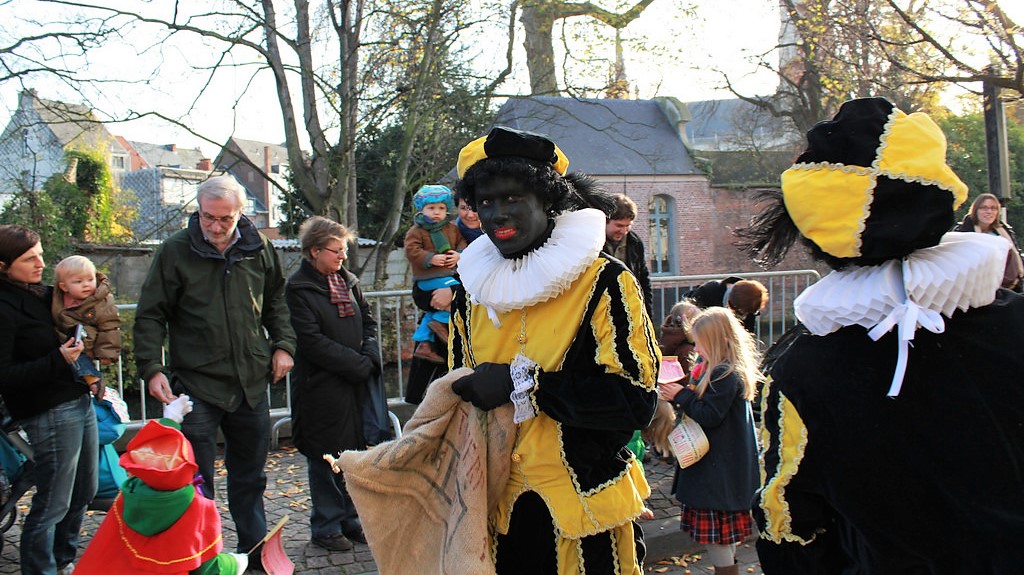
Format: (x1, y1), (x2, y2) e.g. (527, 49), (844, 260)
(285, 260), (379, 458)
(688, 276), (757, 333)
(755, 291), (1024, 574)
(0, 281), (85, 421)
(671, 367), (759, 511)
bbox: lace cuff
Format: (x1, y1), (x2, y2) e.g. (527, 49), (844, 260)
(510, 354), (539, 424)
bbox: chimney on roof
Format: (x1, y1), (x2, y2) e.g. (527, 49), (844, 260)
(167, 144), (177, 152)
(263, 146), (272, 213)
(197, 158), (212, 171)
(654, 97), (692, 148)
(63, 157), (79, 184)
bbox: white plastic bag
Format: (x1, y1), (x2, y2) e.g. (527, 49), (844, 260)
(668, 413), (709, 469)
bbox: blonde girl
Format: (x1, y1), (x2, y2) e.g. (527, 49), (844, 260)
(660, 307), (761, 575)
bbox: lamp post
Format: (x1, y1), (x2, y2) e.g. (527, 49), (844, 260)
(983, 74), (1011, 206)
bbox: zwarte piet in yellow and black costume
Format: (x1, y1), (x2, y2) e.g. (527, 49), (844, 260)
(737, 98), (1024, 574)
(451, 127), (660, 574)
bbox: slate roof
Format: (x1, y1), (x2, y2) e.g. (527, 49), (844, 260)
(493, 97), (700, 176)
(684, 98), (797, 151)
(218, 136), (288, 168)
(29, 95), (127, 154)
(128, 141), (206, 169)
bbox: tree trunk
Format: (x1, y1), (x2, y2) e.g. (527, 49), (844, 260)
(336, 0), (363, 268)
(521, 2), (559, 95)
(519, 0), (656, 96)
(372, 0), (448, 288)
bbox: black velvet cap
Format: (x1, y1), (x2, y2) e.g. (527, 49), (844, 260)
(457, 126), (569, 178)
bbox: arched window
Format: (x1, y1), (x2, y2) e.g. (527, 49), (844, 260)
(648, 194), (676, 275)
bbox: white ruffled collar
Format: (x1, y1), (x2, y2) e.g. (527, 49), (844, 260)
(457, 208), (606, 326)
(795, 232), (1008, 396)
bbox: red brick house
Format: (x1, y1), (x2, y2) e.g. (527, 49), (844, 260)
(215, 137), (289, 235)
(492, 96), (812, 278)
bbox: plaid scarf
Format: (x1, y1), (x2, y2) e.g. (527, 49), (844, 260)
(326, 272), (356, 318)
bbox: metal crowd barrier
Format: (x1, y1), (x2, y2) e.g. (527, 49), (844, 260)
(110, 269), (820, 433)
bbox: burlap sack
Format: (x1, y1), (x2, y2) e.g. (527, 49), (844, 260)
(328, 367), (515, 575)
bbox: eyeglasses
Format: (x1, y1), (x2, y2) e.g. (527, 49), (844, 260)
(199, 211), (239, 225)
(978, 206), (1000, 212)
(320, 246), (347, 257)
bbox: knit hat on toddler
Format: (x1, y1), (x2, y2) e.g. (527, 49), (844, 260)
(413, 185), (455, 212)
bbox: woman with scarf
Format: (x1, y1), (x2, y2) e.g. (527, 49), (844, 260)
(285, 216), (381, 552)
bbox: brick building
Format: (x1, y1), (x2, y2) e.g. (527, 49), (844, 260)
(492, 96), (813, 279)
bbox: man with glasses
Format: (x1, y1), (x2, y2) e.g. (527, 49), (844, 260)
(134, 174), (296, 573)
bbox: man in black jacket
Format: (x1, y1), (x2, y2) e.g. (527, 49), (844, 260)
(604, 193), (653, 315)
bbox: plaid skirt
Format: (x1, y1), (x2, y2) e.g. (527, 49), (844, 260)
(678, 505), (753, 545)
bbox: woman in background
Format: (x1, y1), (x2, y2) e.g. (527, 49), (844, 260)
(954, 192), (1023, 291)
(286, 216), (380, 552)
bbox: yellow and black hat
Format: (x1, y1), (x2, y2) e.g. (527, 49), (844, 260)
(782, 98), (968, 262)
(457, 126), (569, 179)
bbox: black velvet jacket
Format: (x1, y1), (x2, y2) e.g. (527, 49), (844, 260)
(755, 290), (1024, 574)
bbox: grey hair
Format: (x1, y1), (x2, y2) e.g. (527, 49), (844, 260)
(298, 216), (353, 262)
(197, 174), (247, 209)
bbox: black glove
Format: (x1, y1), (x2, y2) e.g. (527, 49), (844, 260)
(451, 363), (513, 411)
(361, 338), (382, 375)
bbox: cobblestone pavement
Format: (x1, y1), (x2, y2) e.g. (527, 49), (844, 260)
(0, 446), (762, 574)
(643, 542), (763, 575)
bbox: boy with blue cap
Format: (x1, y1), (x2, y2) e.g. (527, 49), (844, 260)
(403, 185), (467, 363)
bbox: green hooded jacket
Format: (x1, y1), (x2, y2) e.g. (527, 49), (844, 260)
(134, 213), (297, 411)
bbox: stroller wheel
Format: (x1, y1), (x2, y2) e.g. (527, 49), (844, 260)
(0, 506), (16, 534)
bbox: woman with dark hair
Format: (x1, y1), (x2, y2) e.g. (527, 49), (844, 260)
(285, 216), (380, 552)
(0, 224), (98, 575)
(737, 97), (1024, 574)
(455, 189), (483, 244)
(953, 192), (1023, 290)
(447, 127), (659, 574)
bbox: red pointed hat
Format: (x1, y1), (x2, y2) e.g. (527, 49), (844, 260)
(119, 420), (198, 491)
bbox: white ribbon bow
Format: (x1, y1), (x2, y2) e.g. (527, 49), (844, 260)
(866, 298), (945, 397)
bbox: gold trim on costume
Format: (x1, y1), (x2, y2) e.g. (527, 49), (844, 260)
(759, 392), (815, 545)
(111, 497), (223, 566)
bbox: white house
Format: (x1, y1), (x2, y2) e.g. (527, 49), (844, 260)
(0, 89), (129, 207)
